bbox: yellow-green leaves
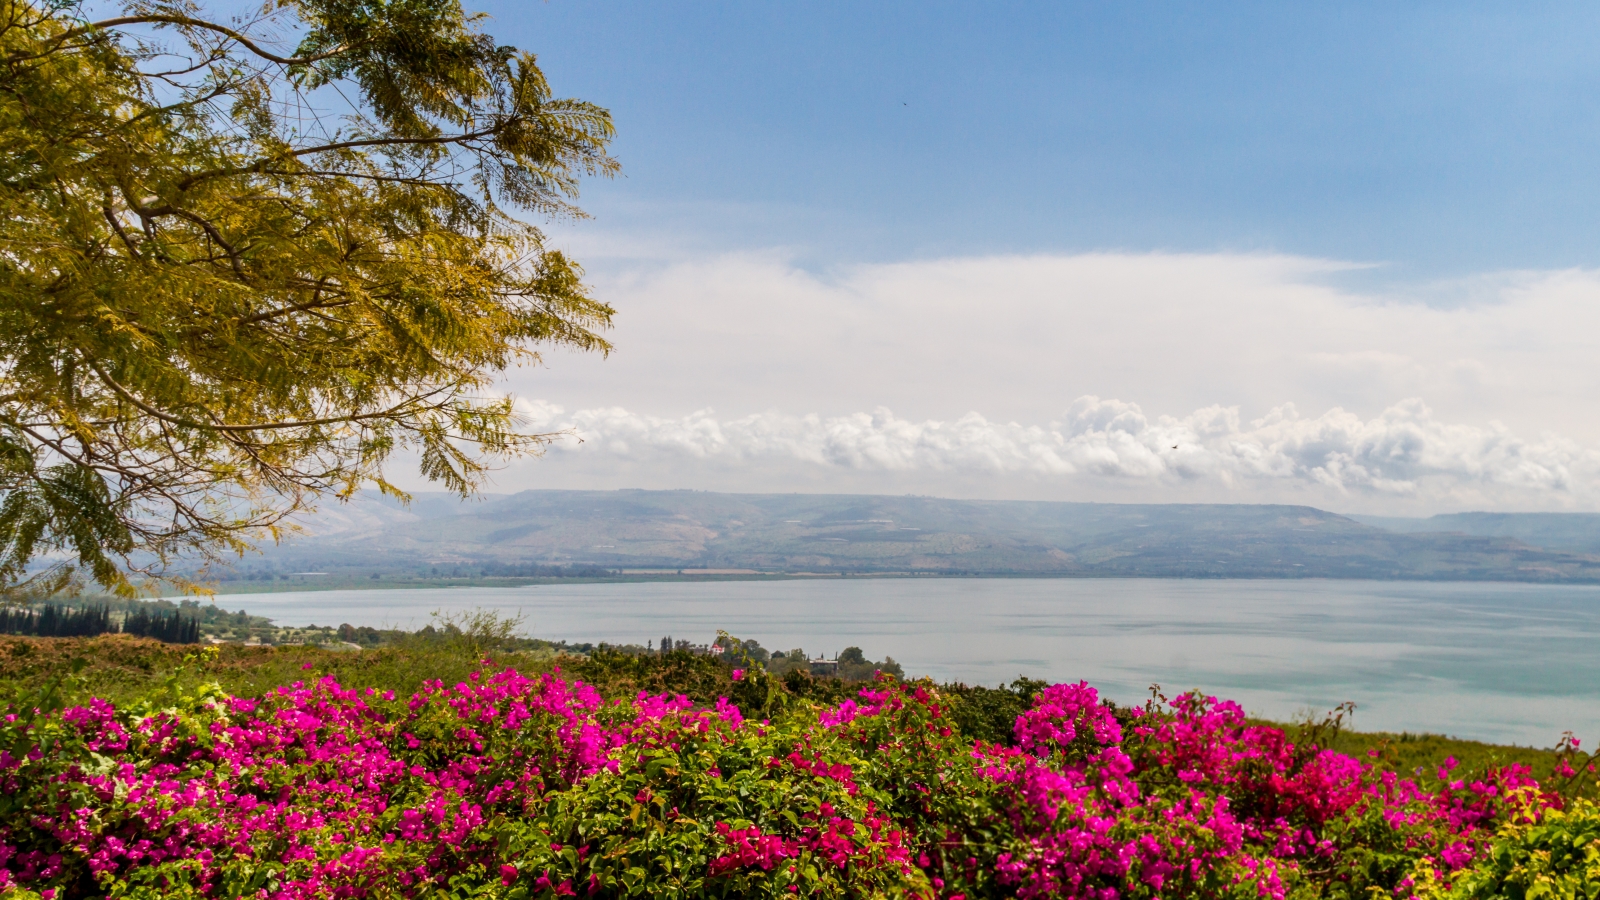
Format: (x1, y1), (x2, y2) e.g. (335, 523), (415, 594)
(1417, 796), (1600, 899)
(0, 0), (616, 597)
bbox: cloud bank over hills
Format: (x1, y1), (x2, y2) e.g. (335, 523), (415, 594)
(520, 396), (1594, 507)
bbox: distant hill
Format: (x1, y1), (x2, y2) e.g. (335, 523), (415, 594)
(1350, 512), (1600, 556)
(244, 490), (1600, 583)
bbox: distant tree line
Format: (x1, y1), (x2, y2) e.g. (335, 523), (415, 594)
(461, 563), (619, 579)
(656, 635), (717, 656)
(215, 571), (295, 582)
(213, 563), (623, 582)
(337, 624), (389, 646)
(35, 597), (260, 629)
(710, 636), (904, 681)
(764, 645), (903, 680)
(122, 607), (201, 643)
(0, 603), (199, 643)
(0, 603), (114, 638)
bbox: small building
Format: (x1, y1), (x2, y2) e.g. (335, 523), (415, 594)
(809, 657), (839, 676)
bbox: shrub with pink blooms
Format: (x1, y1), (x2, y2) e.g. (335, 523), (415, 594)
(0, 650), (1591, 899)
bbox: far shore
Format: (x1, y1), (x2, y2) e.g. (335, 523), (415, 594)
(155, 569), (1600, 598)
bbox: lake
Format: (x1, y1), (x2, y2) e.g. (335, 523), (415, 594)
(214, 578), (1600, 747)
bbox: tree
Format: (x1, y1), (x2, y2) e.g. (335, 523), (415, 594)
(0, 0), (618, 597)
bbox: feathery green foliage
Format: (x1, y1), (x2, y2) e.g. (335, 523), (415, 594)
(0, 0), (617, 597)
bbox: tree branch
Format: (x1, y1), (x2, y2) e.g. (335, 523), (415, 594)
(231, 290), (355, 328)
(177, 127), (503, 189)
(69, 14), (360, 67)
(88, 362), (446, 434)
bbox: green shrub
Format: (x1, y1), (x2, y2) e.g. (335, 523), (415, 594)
(936, 677), (1048, 746)
(1424, 796), (1600, 899)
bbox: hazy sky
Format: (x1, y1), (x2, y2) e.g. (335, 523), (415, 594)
(437, 2), (1600, 514)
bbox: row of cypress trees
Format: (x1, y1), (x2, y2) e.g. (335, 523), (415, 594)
(0, 604), (200, 644)
(122, 607), (202, 644)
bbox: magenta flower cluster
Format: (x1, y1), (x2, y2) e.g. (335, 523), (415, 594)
(0, 667), (1568, 899)
(959, 684), (1544, 898)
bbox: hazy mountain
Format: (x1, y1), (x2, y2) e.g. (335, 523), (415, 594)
(1350, 512), (1600, 556)
(246, 490), (1600, 583)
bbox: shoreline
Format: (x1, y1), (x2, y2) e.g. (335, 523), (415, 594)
(166, 569), (1600, 597)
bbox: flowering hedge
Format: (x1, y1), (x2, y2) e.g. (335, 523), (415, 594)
(0, 660), (1588, 899)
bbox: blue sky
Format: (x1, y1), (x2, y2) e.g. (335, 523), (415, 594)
(501, 1), (1600, 277)
(416, 2), (1600, 513)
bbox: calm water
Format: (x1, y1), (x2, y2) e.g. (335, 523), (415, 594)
(215, 578), (1600, 747)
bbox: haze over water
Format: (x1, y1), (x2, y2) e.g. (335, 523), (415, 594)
(220, 578), (1600, 748)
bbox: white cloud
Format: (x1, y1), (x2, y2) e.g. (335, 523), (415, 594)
(469, 249), (1600, 510)
(516, 396), (1599, 506)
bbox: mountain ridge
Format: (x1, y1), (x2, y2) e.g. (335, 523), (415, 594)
(246, 490), (1600, 583)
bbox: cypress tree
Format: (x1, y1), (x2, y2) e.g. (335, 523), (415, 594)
(121, 607), (200, 644)
(0, 603), (115, 637)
